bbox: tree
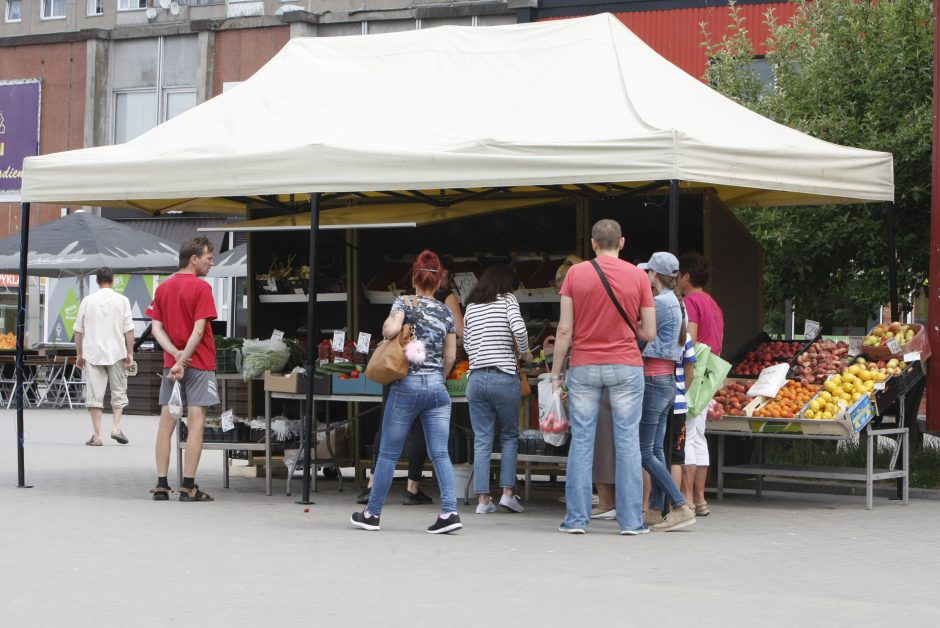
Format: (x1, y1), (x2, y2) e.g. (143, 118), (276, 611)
(702, 0), (933, 328)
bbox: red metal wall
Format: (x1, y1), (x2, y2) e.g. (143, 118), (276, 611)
(0, 41), (87, 237)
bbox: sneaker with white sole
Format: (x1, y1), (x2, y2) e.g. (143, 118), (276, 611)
(590, 508), (616, 520)
(558, 525), (586, 534)
(651, 507), (696, 532)
(350, 510), (380, 531)
(619, 527), (650, 536)
(427, 513), (463, 534)
(475, 501), (497, 514)
(499, 494), (525, 513)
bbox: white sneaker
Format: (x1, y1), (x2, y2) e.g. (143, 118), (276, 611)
(590, 508), (616, 520)
(499, 494), (525, 513)
(475, 501), (497, 514)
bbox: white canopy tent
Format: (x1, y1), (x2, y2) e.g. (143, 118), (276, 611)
(15, 13), (895, 498)
(21, 13), (892, 214)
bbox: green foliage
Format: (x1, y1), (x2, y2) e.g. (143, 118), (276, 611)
(702, 0), (933, 328)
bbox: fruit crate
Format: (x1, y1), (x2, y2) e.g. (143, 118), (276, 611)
(862, 323), (930, 361)
(445, 373), (469, 397)
(729, 333), (806, 378)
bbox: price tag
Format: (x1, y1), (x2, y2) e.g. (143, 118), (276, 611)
(886, 338), (902, 355)
(452, 272), (477, 304)
(848, 336), (863, 356)
(903, 351), (921, 363)
(221, 409), (235, 433)
(803, 319), (821, 340)
(332, 330), (345, 353)
(265, 279), (277, 293)
(333, 357), (349, 364)
(270, 329), (284, 343)
(357, 332), (371, 354)
(874, 382), (886, 391)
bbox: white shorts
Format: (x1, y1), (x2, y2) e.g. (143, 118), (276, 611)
(684, 408), (710, 466)
(84, 362), (129, 409)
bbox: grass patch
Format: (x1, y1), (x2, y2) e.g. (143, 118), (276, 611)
(762, 439), (940, 489)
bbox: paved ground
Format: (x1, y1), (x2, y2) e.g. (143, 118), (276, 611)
(2, 409), (939, 628)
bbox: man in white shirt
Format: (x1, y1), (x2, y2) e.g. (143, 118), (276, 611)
(74, 268), (135, 446)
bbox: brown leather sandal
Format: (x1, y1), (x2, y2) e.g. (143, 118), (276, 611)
(149, 487), (173, 501)
(179, 485), (214, 502)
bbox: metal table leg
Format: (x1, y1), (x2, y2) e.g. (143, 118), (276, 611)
(222, 449), (230, 488)
(716, 435), (725, 500)
(865, 426), (874, 510)
(265, 391), (272, 497)
(902, 428), (909, 505)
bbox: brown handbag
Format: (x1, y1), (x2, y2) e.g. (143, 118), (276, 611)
(508, 298), (531, 398)
(365, 297), (417, 385)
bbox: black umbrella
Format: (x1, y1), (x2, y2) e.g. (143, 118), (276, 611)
(0, 210), (180, 277)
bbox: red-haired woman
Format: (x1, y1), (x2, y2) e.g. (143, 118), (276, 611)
(351, 250), (461, 534)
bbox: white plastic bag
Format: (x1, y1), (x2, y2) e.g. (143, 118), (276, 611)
(168, 381), (183, 419)
(539, 389), (569, 446)
(240, 338), (290, 381)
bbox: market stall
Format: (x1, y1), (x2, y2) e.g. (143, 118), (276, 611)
(18, 14), (895, 502)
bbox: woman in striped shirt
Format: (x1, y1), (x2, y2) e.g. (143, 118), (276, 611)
(464, 265), (532, 514)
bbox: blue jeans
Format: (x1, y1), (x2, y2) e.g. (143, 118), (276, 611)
(467, 368), (520, 495)
(641, 374), (686, 512)
(564, 364), (645, 532)
(367, 373), (456, 516)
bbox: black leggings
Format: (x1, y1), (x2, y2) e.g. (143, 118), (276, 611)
(370, 385), (428, 483)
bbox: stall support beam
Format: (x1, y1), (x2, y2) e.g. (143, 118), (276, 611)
(884, 202), (899, 322)
(928, 0), (940, 433)
(299, 193), (320, 505)
(668, 179), (679, 254)
(15, 203), (31, 489)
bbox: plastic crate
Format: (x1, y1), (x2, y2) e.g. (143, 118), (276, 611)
(445, 374), (469, 397)
(216, 348), (238, 374)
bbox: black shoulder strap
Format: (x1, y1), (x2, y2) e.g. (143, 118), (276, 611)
(590, 259), (639, 341)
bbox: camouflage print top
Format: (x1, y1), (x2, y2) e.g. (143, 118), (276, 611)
(391, 295), (456, 374)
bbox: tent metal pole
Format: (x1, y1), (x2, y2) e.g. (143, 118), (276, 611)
(15, 203), (32, 488)
(299, 193), (320, 505)
(668, 180), (679, 254)
(884, 202), (899, 321)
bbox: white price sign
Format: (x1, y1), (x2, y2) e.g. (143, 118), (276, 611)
(803, 319), (821, 340)
(903, 352), (921, 363)
(848, 337), (864, 356)
(886, 338), (903, 355)
(452, 272), (477, 304)
(332, 330), (346, 353)
(221, 409), (235, 432)
(357, 332), (372, 354)
(874, 382), (886, 391)
(265, 279), (277, 293)
(270, 329), (284, 343)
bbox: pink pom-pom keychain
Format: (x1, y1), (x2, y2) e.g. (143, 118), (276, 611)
(405, 339), (427, 364)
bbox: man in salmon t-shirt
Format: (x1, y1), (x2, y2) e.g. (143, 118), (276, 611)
(678, 251), (724, 515)
(549, 220), (656, 535)
(145, 236), (219, 502)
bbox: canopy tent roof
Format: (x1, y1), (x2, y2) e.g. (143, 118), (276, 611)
(206, 243), (247, 278)
(20, 13), (892, 218)
(0, 211), (180, 277)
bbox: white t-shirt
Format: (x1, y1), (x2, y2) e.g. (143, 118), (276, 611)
(73, 288), (134, 365)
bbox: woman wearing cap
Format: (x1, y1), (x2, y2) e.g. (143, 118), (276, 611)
(637, 252), (696, 531)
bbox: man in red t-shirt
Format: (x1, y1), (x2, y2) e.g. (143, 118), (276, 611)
(549, 220), (656, 534)
(145, 236), (218, 502)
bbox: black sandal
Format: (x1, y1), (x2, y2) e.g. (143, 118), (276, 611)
(179, 485), (214, 502)
(149, 487), (173, 501)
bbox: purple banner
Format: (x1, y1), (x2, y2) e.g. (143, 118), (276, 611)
(0, 80), (41, 195)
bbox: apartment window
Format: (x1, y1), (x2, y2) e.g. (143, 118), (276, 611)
(111, 36), (199, 143)
(5, 0), (22, 22)
(117, 0), (147, 10)
(41, 0), (66, 19)
(87, 0), (104, 16)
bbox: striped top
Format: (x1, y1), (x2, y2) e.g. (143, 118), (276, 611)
(463, 293), (529, 375)
(673, 335), (697, 415)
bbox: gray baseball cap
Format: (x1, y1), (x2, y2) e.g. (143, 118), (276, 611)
(638, 252), (679, 277)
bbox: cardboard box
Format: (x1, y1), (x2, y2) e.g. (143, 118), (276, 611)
(264, 370), (308, 394)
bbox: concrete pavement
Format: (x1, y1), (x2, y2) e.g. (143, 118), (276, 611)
(2, 408), (938, 628)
